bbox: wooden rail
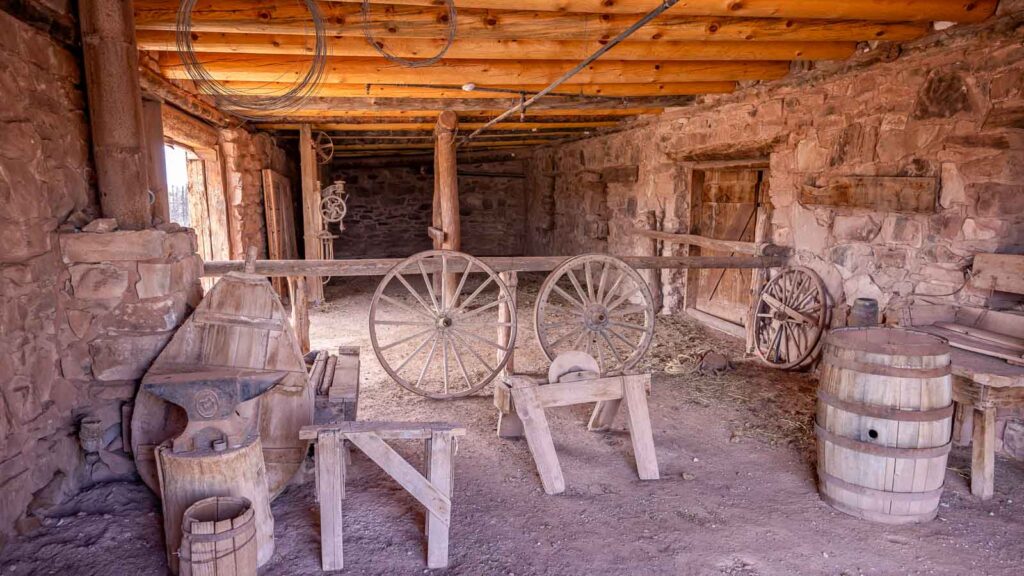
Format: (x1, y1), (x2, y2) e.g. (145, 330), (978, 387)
(202, 255), (787, 278)
(628, 228), (788, 257)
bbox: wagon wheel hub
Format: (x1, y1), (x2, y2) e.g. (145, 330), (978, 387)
(437, 316), (454, 329)
(583, 304), (610, 331)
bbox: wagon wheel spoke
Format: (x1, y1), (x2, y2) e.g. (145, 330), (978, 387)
(380, 326), (436, 352)
(375, 319), (433, 327)
(418, 260), (441, 313)
(601, 269), (626, 306)
(608, 320), (648, 332)
(451, 327), (507, 352)
(448, 334), (473, 390)
(379, 294), (433, 321)
(607, 326), (639, 353)
(396, 273), (437, 316)
(393, 332), (437, 372)
(566, 268), (589, 306)
(595, 261), (610, 303)
(441, 332), (450, 395)
(599, 330), (624, 365)
(584, 262), (596, 302)
(551, 285), (586, 310)
(550, 326), (586, 349)
(450, 330), (495, 374)
(451, 259), (473, 309)
(457, 297), (507, 322)
(456, 275), (494, 315)
(415, 335), (440, 389)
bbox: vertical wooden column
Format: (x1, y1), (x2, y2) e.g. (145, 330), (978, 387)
(78, 0), (152, 230)
(142, 98), (170, 224)
(642, 210), (663, 312)
(299, 124), (325, 303)
(434, 111), (460, 303)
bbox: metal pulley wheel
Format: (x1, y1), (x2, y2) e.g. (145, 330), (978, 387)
(320, 195), (347, 223)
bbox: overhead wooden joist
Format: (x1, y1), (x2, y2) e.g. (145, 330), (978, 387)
(244, 107), (664, 119)
(158, 54), (790, 85)
(258, 121), (620, 131)
(135, 3), (937, 42)
(332, 0), (997, 21)
(198, 82), (733, 99)
(137, 31), (856, 62)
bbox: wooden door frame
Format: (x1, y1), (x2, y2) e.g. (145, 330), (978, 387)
(683, 159), (770, 340)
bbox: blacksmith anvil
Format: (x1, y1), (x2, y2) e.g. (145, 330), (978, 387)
(143, 368), (287, 453)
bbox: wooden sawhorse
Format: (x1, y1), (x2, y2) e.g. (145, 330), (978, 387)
(299, 422), (466, 571)
(495, 373), (659, 495)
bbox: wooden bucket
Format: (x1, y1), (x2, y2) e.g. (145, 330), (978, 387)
(180, 496), (257, 576)
(815, 327), (953, 524)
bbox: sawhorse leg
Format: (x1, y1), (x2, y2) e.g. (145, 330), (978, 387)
(511, 382), (566, 495)
(316, 431), (346, 571)
(971, 406), (995, 500)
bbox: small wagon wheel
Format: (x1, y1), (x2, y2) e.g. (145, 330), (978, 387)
(315, 131), (334, 164)
(369, 250), (517, 399)
(753, 266), (828, 370)
(535, 254), (655, 375)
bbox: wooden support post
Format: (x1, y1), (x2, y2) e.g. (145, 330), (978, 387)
(622, 378), (659, 480)
(426, 431), (454, 569)
(288, 276), (311, 354)
(316, 430), (345, 571)
(142, 98), (170, 224)
(971, 406), (996, 500)
(299, 124), (325, 304)
(79, 0), (152, 229)
(434, 111), (460, 304)
(642, 210), (663, 312)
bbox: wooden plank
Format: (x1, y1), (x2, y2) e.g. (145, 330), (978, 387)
(316, 430), (345, 571)
(237, 82), (731, 99)
(203, 254), (788, 278)
(261, 121), (621, 132)
(426, 431), (453, 569)
(916, 325), (1024, 365)
(346, 432), (452, 521)
(298, 125), (324, 303)
(157, 54), (791, 85)
(935, 322), (1024, 352)
(685, 308), (747, 339)
(622, 376), (659, 480)
(631, 229), (760, 255)
(162, 103), (220, 150)
(533, 378), (625, 408)
(587, 398), (622, 431)
(972, 253), (1024, 295)
(135, 3), (931, 42)
(510, 381), (566, 495)
(300, 421), (467, 440)
(256, 107), (664, 118)
(971, 407), (996, 500)
(137, 30), (856, 61)
(334, 0), (997, 21)
(800, 177), (938, 213)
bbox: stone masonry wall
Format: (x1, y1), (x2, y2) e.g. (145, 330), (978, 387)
(526, 8), (1024, 320)
(332, 160), (526, 259)
(220, 129), (293, 260)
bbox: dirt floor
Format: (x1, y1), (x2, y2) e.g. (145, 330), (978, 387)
(2, 274), (1023, 576)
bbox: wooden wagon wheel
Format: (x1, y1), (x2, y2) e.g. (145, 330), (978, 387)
(369, 250), (517, 399)
(315, 131), (334, 164)
(535, 254), (655, 375)
(753, 266), (828, 369)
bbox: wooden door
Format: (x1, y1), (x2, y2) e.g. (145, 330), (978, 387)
(262, 169), (300, 295)
(690, 168), (764, 326)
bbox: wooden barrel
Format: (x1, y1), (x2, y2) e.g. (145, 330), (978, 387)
(180, 496), (257, 576)
(158, 438), (275, 574)
(816, 327), (953, 524)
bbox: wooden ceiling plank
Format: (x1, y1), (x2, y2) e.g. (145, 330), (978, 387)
(203, 81), (734, 98)
(156, 53), (791, 85)
(328, 0), (997, 22)
(240, 107), (663, 118)
(135, 2), (930, 42)
(137, 31), (856, 61)
(258, 121), (621, 130)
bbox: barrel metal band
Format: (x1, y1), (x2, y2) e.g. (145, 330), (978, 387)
(817, 390), (955, 422)
(814, 423), (952, 459)
(822, 351), (950, 379)
(818, 468), (944, 502)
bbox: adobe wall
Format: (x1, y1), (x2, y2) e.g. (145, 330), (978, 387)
(331, 160), (527, 259)
(525, 8), (1024, 321)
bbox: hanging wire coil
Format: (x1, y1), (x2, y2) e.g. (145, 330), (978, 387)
(175, 0), (328, 118)
(361, 0), (457, 68)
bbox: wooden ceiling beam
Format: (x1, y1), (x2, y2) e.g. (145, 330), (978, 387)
(259, 121), (620, 131)
(242, 107), (663, 118)
(330, 0), (996, 21)
(329, 139), (557, 151)
(137, 31), (856, 61)
(208, 82), (730, 99)
(157, 54), (790, 85)
(135, 3), (929, 42)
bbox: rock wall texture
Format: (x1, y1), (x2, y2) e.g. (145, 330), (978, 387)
(525, 9), (1024, 319)
(331, 161), (527, 259)
(220, 129), (293, 260)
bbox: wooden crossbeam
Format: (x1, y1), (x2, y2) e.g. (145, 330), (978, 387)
(135, 2), (930, 42)
(203, 82), (733, 99)
(333, 0), (997, 21)
(158, 54), (791, 85)
(346, 432), (452, 522)
(137, 31), (856, 61)
(245, 107), (663, 118)
(257, 121), (621, 131)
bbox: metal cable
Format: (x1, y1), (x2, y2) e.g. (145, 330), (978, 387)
(175, 0), (328, 119)
(361, 0), (457, 68)
(461, 0), (681, 145)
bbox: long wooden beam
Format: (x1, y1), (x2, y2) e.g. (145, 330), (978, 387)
(137, 31), (855, 61)
(332, 0), (997, 21)
(202, 255), (788, 277)
(259, 121), (620, 131)
(135, 3), (929, 42)
(243, 107), (663, 119)
(157, 54), (790, 85)
(331, 140), (559, 151)
(206, 81), (733, 99)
